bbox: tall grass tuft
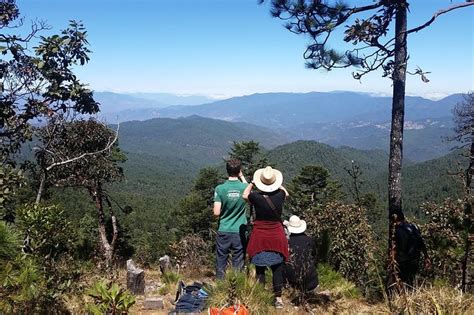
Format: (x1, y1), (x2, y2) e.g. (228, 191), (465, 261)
(159, 271), (181, 295)
(318, 264), (362, 299)
(389, 285), (474, 314)
(206, 270), (273, 315)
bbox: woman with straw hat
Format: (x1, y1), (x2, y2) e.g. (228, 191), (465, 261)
(242, 166), (289, 309)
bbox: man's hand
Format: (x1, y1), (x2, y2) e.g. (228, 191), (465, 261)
(238, 171), (247, 183)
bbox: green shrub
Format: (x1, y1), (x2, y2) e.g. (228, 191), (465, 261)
(0, 221), (19, 264)
(16, 204), (74, 262)
(317, 264), (361, 299)
(162, 270), (181, 285)
(420, 199), (467, 286)
(206, 270), (273, 315)
(307, 202), (375, 289)
(158, 271), (181, 296)
(86, 280), (136, 315)
(0, 256), (48, 313)
(1, 204), (81, 313)
(0, 221), (50, 313)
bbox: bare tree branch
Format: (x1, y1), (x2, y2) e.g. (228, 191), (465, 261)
(407, 1), (474, 34)
(34, 122), (120, 204)
(45, 123), (119, 172)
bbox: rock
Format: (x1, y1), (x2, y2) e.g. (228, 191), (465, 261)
(143, 297), (164, 310)
(126, 259), (145, 295)
(159, 255), (171, 273)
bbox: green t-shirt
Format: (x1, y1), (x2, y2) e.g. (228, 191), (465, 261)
(214, 180), (248, 233)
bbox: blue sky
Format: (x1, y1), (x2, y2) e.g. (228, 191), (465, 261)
(19, 0), (474, 99)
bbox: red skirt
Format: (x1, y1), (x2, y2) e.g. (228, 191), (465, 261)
(247, 220), (289, 261)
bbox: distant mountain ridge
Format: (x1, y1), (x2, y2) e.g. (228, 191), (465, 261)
(154, 91), (463, 126)
(97, 91), (463, 161)
(98, 91), (463, 125)
(95, 92), (167, 113)
(94, 91), (219, 116)
(126, 93), (216, 106)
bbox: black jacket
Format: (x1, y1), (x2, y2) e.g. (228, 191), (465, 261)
(395, 221), (427, 263)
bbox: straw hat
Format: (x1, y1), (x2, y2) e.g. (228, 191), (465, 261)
(283, 215), (307, 234)
(252, 166), (283, 193)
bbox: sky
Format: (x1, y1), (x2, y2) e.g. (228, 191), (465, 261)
(18, 0), (474, 99)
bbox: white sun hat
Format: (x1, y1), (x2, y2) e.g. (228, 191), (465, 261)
(283, 215), (307, 234)
(253, 166), (283, 193)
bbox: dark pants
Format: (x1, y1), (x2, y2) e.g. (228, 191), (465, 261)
(216, 231), (244, 279)
(398, 260), (419, 287)
(283, 263), (318, 293)
(256, 263), (284, 297)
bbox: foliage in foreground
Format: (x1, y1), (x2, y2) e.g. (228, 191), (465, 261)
(307, 201), (376, 289)
(206, 270), (273, 315)
(159, 271), (182, 295)
(317, 264), (361, 299)
(0, 205), (80, 313)
(420, 198), (468, 286)
(86, 280), (136, 315)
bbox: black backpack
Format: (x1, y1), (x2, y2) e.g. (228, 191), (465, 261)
(398, 222), (424, 261)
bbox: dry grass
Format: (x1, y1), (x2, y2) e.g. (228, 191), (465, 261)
(206, 270), (274, 315)
(388, 285), (474, 315)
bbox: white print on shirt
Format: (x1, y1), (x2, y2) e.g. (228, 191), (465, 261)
(227, 190), (241, 199)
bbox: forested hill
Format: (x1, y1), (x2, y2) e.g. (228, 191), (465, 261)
(111, 116), (465, 212)
(267, 140), (466, 214)
(285, 117), (454, 162)
(114, 116), (290, 166)
(112, 121), (466, 217)
(267, 140), (388, 189)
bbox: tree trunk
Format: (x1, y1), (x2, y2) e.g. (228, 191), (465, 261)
(105, 196), (119, 256)
(468, 131), (473, 195)
(461, 135), (473, 292)
(91, 183), (115, 268)
(35, 171), (46, 205)
(387, 0), (408, 292)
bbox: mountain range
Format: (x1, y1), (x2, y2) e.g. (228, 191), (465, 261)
(155, 92), (462, 125)
(97, 91), (462, 162)
(94, 91), (217, 116)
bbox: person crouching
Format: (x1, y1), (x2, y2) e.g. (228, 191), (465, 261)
(283, 215), (318, 300)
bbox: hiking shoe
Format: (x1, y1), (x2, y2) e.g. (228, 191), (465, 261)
(275, 297), (284, 309)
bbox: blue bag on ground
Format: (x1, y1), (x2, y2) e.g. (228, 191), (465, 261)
(169, 280), (208, 314)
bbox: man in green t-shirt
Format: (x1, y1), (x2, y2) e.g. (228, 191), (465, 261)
(213, 159), (248, 279)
